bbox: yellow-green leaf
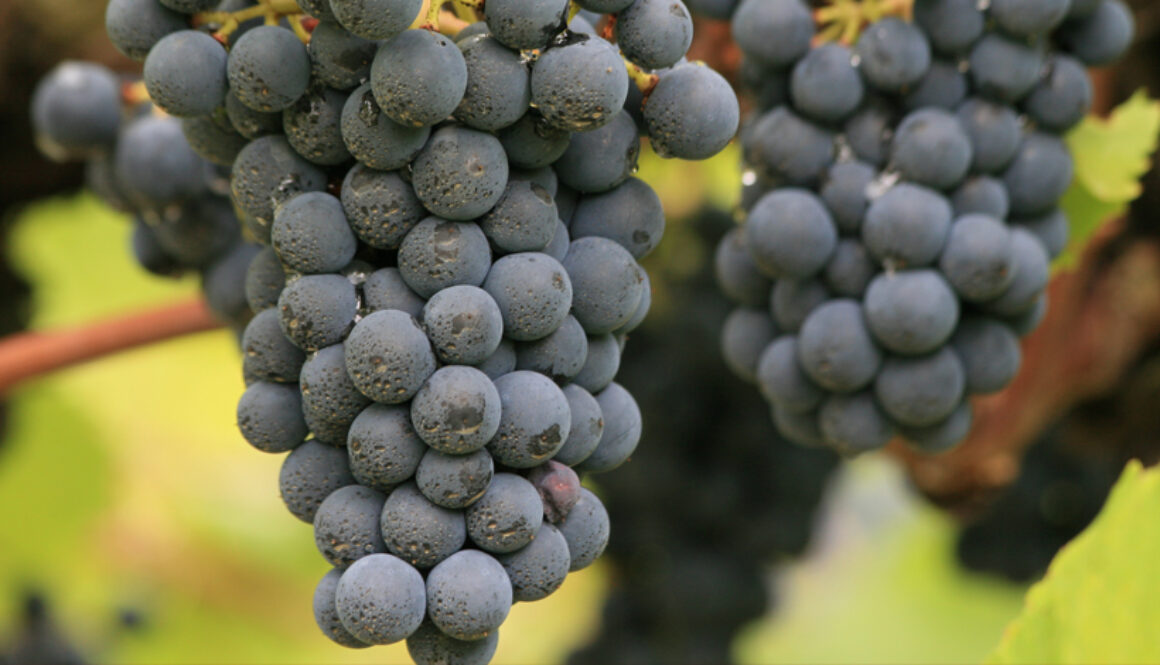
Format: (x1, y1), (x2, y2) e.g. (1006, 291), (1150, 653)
(985, 460), (1160, 665)
(1058, 90), (1160, 269)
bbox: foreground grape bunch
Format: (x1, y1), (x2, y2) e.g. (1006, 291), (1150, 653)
(30, 61), (258, 331)
(716, 0), (1133, 456)
(84, 0), (740, 661)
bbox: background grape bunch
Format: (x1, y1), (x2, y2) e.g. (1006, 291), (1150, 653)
(715, 0), (1134, 455)
(27, 0), (741, 662)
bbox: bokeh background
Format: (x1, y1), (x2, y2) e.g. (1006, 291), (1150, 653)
(0, 2), (1158, 664)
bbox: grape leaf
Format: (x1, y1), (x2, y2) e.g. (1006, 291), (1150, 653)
(985, 460), (1160, 664)
(1058, 90), (1160, 269)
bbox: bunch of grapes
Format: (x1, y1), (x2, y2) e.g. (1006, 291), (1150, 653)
(30, 61), (258, 330)
(38, 0), (742, 662)
(716, 0), (1134, 455)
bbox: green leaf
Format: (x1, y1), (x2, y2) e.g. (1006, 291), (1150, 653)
(985, 460), (1160, 664)
(1058, 90), (1160, 269)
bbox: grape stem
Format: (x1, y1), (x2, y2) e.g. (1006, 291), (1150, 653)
(625, 60), (658, 95)
(814, 0), (914, 45)
(0, 299), (222, 397)
(194, 0), (304, 42)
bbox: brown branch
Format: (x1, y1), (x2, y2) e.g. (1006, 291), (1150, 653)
(0, 299), (223, 396)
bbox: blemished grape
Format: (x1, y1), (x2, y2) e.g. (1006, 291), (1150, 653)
(818, 391), (895, 454)
(230, 135), (327, 230)
(225, 89), (283, 140)
(410, 126), (509, 220)
(347, 403), (427, 491)
(398, 217), (493, 298)
(344, 309), (438, 403)
(647, 64), (742, 161)
(380, 483), (467, 569)
(575, 382), (642, 474)
(1023, 55), (1093, 133)
(421, 285), (504, 365)
(364, 268), (426, 319)
(426, 551), (513, 641)
(309, 20), (377, 91)
(497, 523), (571, 602)
(616, 0), (694, 71)
(415, 448), (494, 509)
(531, 36), (629, 132)
(554, 111), (639, 194)
(300, 343), (372, 444)
(237, 381), (308, 453)
(334, 553), (426, 644)
(487, 371), (572, 467)
(407, 622), (499, 665)
(745, 188), (837, 279)
(272, 192), (358, 274)
(371, 30), (467, 128)
(282, 441), (357, 524)
(330, 0), (423, 40)
(874, 347), (966, 427)
(340, 164), (425, 250)
(144, 31), (228, 118)
(242, 308), (305, 383)
(341, 83), (431, 171)
(861, 183), (953, 268)
(283, 84), (353, 166)
(796, 299), (882, 393)
(314, 485), (388, 569)
(483, 253), (574, 341)
(951, 317), (1023, 394)
(181, 115), (249, 167)
(228, 25), (312, 112)
(721, 308), (778, 383)
(757, 336), (824, 413)
(789, 43), (863, 124)
(278, 274), (358, 351)
(556, 488), (610, 571)
(485, 0), (570, 50)
(456, 34), (531, 131)
(479, 180), (559, 253)
(465, 473), (544, 553)
(890, 108), (973, 191)
(730, 0), (813, 69)
(313, 569), (370, 648)
(855, 18), (932, 93)
(411, 366), (502, 455)
(570, 178), (664, 260)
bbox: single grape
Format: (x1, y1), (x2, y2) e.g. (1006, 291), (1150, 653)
(105, 0), (186, 61)
(721, 308), (778, 383)
(745, 188), (837, 279)
(715, 227), (773, 307)
(301, 343), (372, 446)
(1003, 132), (1074, 217)
(346, 403), (426, 491)
(938, 214), (1017, 302)
(278, 274), (358, 351)
(890, 108), (972, 190)
(951, 176), (1010, 220)
(1023, 55), (1093, 133)
(951, 317), (1023, 395)
(313, 569), (370, 648)
(641, 61), (742, 161)
(498, 111), (571, 169)
(819, 161), (876, 236)
(341, 83), (431, 171)
(563, 237), (646, 335)
(407, 621), (499, 665)
(398, 217), (493, 298)
(796, 299), (882, 392)
(144, 30), (228, 118)
(913, 0), (984, 55)
(861, 183), (953, 268)
(485, 0), (570, 50)
(371, 29), (468, 127)
(901, 59), (967, 111)
(411, 366), (502, 455)
(330, 0), (423, 40)
(415, 448), (494, 509)
(956, 97), (1023, 174)
(990, 0), (1071, 36)
(531, 36), (629, 132)
(573, 333), (621, 393)
(465, 473), (544, 553)
(181, 114), (249, 167)
(421, 285), (504, 365)
(454, 35), (531, 132)
(497, 523), (571, 601)
(855, 18), (932, 93)
(340, 164), (425, 250)
(874, 347), (966, 427)
(756, 336), (824, 413)
(426, 551), (512, 641)
(237, 381), (308, 453)
(242, 308), (305, 383)
(479, 180), (559, 253)
(575, 382), (642, 474)
(515, 315), (589, 383)
(363, 267), (426, 319)
(771, 279), (830, 333)
(863, 270), (960, 355)
(744, 107), (835, 186)
(822, 238), (877, 298)
(272, 192), (357, 274)
(115, 115), (206, 208)
(790, 43), (863, 123)
(411, 125), (509, 220)
(345, 309), (438, 403)
(483, 253), (574, 341)
(554, 110), (640, 194)
(968, 34), (1046, 104)
(230, 135), (327, 229)
(1057, 0), (1135, 66)
(616, 0), (694, 70)
(730, 0), (813, 69)
(487, 371), (572, 467)
(228, 26), (312, 112)
(309, 20), (377, 90)
(556, 487), (609, 571)
(282, 441), (356, 523)
(380, 483), (467, 569)
(818, 391), (896, 455)
(898, 401), (973, 454)
(334, 553), (426, 644)
(314, 485), (388, 569)
(984, 229), (1051, 317)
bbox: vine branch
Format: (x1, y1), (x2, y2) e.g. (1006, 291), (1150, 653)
(0, 299), (223, 396)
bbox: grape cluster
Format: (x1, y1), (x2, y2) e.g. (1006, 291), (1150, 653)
(93, 0), (738, 661)
(716, 0), (1134, 456)
(30, 61), (258, 330)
